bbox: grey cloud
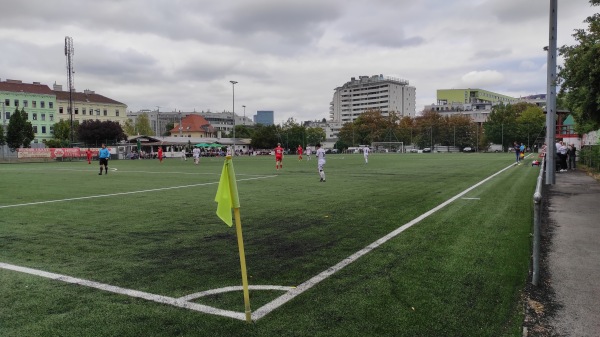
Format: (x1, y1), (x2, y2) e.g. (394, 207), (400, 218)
(343, 27), (425, 48)
(217, 1), (341, 44)
(75, 44), (162, 83)
(471, 48), (512, 60)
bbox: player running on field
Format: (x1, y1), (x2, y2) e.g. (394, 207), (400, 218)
(363, 146), (370, 164)
(275, 143), (284, 170)
(297, 145), (303, 161)
(316, 143), (326, 182)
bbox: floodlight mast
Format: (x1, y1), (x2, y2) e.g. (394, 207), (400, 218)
(65, 36), (75, 145)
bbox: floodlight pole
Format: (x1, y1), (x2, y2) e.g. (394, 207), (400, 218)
(242, 105), (246, 125)
(230, 80), (238, 154)
(545, 0), (557, 185)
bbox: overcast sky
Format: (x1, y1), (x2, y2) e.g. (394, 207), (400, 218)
(0, 0), (595, 124)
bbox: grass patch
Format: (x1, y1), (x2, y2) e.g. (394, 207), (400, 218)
(0, 153), (538, 336)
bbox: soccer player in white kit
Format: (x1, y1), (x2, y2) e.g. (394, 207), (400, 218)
(363, 146), (370, 164)
(306, 146), (312, 160)
(316, 143), (326, 182)
(192, 147), (201, 164)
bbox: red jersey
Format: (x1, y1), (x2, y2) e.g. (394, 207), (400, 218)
(158, 148), (163, 158)
(297, 146), (303, 155)
(275, 146), (284, 158)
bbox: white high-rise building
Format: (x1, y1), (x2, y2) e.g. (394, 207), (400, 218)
(330, 74), (416, 123)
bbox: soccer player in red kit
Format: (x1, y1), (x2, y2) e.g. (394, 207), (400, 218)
(275, 143), (284, 170)
(158, 147), (163, 163)
(86, 148), (92, 164)
(297, 145), (303, 161)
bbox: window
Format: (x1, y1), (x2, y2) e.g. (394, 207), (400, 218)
(14, 99), (19, 106)
(4, 99), (9, 106)
(49, 102), (53, 109)
(33, 126), (38, 133)
(89, 109), (93, 116)
(42, 126), (46, 134)
(40, 101), (45, 108)
(32, 113), (37, 120)
(96, 109), (100, 116)
(32, 101), (37, 108)
(49, 114), (54, 121)
(5, 112), (10, 120)
(50, 126), (54, 134)
(59, 107), (64, 114)
(103, 109), (107, 116)
(82, 108), (86, 115)
(75, 108), (79, 115)
(115, 109), (119, 117)
(41, 114), (46, 121)
(24, 100), (28, 107)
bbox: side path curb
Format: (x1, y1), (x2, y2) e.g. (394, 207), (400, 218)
(522, 170), (600, 337)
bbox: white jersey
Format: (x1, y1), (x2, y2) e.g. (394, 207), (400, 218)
(316, 148), (326, 160)
(306, 147), (312, 155)
(363, 147), (370, 156)
(193, 148), (200, 158)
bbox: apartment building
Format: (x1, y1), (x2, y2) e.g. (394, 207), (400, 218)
(53, 84), (128, 126)
(0, 79), (57, 143)
(330, 74), (416, 123)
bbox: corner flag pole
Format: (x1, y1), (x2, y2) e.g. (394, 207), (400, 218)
(215, 155), (251, 322)
(233, 207), (252, 322)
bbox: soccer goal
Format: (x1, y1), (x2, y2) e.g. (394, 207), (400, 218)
(371, 142), (404, 153)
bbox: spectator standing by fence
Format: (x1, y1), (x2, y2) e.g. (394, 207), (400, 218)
(568, 144), (577, 170)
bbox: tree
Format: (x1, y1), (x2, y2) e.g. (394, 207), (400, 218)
(250, 124), (278, 149)
(0, 123), (5, 146)
(51, 119), (80, 146)
(164, 122), (174, 136)
(134, 113), (154, 136)
(558, 0), (600, 133)
(413, 111), (445, 149)
(6, 107), (34, 151)
(306, 126), (325, 146)
(517, 106), (546, 147)
(77, 120), (127, 146)
(483, 103), (520, 150)
(123, 118), (136, 136)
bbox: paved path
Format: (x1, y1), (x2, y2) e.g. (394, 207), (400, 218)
(547, 170), (600, 337)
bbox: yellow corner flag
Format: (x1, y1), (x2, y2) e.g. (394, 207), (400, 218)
(215, 156), (240, 226)
(214, 156), (252, 322)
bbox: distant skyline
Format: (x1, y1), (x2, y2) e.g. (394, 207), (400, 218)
(0, 0), (595, 124)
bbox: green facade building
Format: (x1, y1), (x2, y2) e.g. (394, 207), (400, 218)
(437, 89), (517, 105)
(1, 79), (56, 143)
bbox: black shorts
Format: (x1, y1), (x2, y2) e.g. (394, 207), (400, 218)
(99, 158), (108, 166)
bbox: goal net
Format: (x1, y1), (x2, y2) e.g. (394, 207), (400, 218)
(371, 142), (404, 153)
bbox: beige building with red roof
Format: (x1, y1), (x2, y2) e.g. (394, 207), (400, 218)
(169, 114), (216, 138)
(52, 84), (128, 126)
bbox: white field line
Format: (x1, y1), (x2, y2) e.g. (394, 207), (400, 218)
(0, 175), (277, 209)
(2, 166), (263, 177)
(462, 197), (481, 200)
(0, 262), (246, 321)
(251, 161), (517, 320)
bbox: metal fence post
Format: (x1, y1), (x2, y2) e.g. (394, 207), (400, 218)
(532, 157), (545, 286)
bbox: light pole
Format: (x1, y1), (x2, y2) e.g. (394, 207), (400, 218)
(230, 80), (238, 153)
(179, 112), (183, 137)
(1, 101), (4, 159)
(242, 105), (246, 125)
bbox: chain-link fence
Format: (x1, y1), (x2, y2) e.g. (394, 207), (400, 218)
(579, 145), (600, 173)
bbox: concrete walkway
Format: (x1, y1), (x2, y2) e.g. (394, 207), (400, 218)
(547, 170), (600, 337)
